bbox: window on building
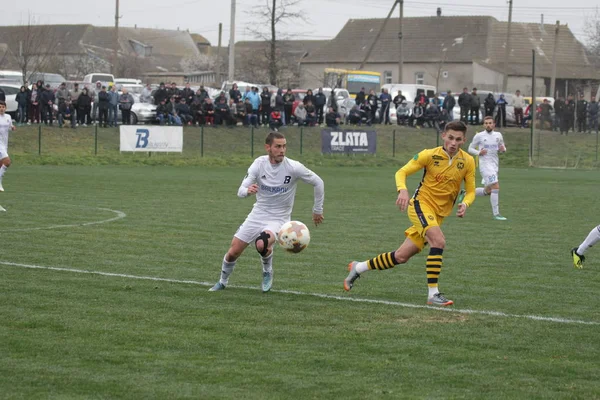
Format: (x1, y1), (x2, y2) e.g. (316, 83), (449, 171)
(415, 72), (424, 85)
(384, 70), (393, 84)
(129, 39), (153, 57)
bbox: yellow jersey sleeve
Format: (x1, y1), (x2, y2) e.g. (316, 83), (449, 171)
(395, 150), (429, 192)
(462, 155), (476, 207)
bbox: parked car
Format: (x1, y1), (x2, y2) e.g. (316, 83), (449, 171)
(0, 83), (20, 116)
(83, 72), (115, 87)
(28, 72), (66, 89)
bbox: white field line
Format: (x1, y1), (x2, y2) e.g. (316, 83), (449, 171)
(12, 208), (126, 231)
(1, 260), (598, 326)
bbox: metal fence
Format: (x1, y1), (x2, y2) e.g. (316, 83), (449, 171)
(9, 124), (600, 168)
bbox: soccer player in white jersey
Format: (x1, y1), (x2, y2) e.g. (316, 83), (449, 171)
(209, 131), (325, 293)
(468, 116), (507, 220)
(0, 101), (16, 192)
(571, 226), (600, 269)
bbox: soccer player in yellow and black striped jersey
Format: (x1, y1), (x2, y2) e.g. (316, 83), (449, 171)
(344, 121), (476, 306)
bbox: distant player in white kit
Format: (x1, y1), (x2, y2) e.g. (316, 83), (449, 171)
(468, 116), (507, 220)
(209, 131), (325, 293)
(0, 101), (16, 192)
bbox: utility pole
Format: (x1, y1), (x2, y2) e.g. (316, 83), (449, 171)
(550, 21), (560, 98)
(398, 0), (403, 83)
(502, 0), (513, 93)
(113, 0), (120, 75)
(530, 49), (536, 166)
(228, 0), (236, 82)
(216, 23), (222, 84)
(358, 0), (398, 70)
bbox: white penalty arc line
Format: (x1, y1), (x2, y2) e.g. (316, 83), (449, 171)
(11, 208), (127, 231)
(1, 260), (598, 326)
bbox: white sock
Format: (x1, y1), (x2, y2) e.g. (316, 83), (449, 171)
(475, 187), (487, 196)
(0, 165), (7, 179)
(491, 189), (499, 215)
(428, 286), (439, 297)
(219, 255), (236, 285)
(356, 261), (369, 274)
(577, 226), (600, 256)
(261, 253), (273, 273)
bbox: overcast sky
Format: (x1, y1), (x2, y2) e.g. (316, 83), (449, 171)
(7, 0), (597, 46)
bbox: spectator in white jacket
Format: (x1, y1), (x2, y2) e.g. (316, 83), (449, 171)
(512, 90), (525, 128)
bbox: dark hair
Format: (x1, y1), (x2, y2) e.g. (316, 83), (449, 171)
(484, 115), (494, 121)
(0, 100), (6, 107)
(265, 131), (285, 145)
(444, 121), (467, 135)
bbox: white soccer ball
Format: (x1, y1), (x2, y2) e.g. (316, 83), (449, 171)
(278, 221), (310, 253)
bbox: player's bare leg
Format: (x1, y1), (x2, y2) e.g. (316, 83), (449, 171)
(255, 229), (277, 292)
(572, 225), (600, 269)
(344, 237), (420, 291)
(422, 226), (453, 306)
(0, 157), (12, 192)
(209, 237), (249, 291)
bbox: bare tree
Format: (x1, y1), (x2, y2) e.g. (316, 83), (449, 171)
(247, 0), (305, 85)
(585, 10), (600, 59)
(5, 15), (61, 84)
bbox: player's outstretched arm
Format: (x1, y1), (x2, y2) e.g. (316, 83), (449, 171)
(298, 164), (325, 218)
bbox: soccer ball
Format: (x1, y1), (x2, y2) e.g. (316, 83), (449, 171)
(278, 221), (310, 253)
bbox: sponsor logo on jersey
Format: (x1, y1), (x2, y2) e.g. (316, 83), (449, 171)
(432, 155), (444, 160)
(260, 184), (288, 194)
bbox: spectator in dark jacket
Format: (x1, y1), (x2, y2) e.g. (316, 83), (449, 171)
(58, 98), (76, 128)
(229, 83), (242, 105)
(16, 86), (29, 124)
(303, 89), (316, 107)
(458, 87), (471, 123)
(76, 88), (92, 125)
(153, 83), (169, 105)
(325, 107), (341, 128)
(553, 97), (565, 131)
(484, 93), (496, 118)
(156, 99), (169, 125)
(495, 94), (507, 128)
(283, 89), (294, 125)
(314, 88), (327, 124)
(588, 96), (599, 134)
(181, 83), (195, 106)
(379, 88), (392, 125)
(576, 94), (588, 133)
(393, 91), (406, 111)
(355, 88), (366, 106)
(442, 91), (455, 121)
(40, 84), (55, 125)
(469, 88), (480, 125)
(260, 87), (272, 126)
(275, 88), (285, 125)
(367, 90), (378, 124)
(97, 86), (110, 128)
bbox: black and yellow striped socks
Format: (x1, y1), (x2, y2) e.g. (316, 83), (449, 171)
(367, 252), (399, 270)
(426, 248), (444, 288)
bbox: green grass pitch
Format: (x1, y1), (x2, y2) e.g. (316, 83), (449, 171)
(0, 165), (599, 399)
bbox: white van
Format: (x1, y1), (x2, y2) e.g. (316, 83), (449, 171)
(0, 70), (24, 84)
(83, 72), (115, 86)
(114, 78), (142, 86)
(382, 84), (437, 103)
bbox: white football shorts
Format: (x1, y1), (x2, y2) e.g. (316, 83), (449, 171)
(234, 216), (288, 244)
(480, 165), (499, 186)
(0, 147), (8, 160)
